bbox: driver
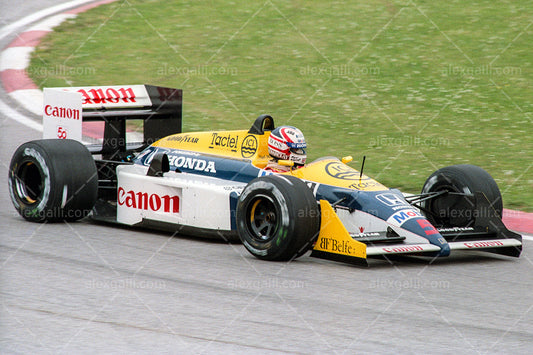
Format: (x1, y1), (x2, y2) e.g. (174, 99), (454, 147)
(265, 125), (307, 172)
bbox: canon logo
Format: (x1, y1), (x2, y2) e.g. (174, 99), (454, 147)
(383, 245), (424, 253)
(118, 187), (179, 213)
(44, 105), (80, 120)
(464, 241), (504, 248)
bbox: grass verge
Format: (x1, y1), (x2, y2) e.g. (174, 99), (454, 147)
(29, 0), (533, 211)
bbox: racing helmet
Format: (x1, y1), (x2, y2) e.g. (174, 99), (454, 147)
(267, 126), (307, 165)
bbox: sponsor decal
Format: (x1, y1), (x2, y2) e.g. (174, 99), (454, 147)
(167, 134), (200, 144)
(383, 245), (424, 253)
(223, 185), (243, 191)
(268, 137), (286, 150)
(42, 88), (82, 141)
(241, 135), (258, 158)
(56, 126), (67, 139)
(325, 162), (366, 180)
(319, 238), (359, 256)
(376, 193), (409, 207)
(464, 241), (504, 248)
(438, 227), (475, 233)
(416, 219), (439, 236)
(118, 187), (180, 213)
(348, 181), (378, 189)
(44, 105), (80, 120)
(361, 232), (381, 237)
(351, 231), (382, 238)
(77, 87), (137, 105)
(386, 209), (423, 226)
(167, 155), (217, 173)
(209, 133), (239, 152)
(312, 200), (366, 258)
(58, 85), (152, 108)
(324, 162), (382, 190)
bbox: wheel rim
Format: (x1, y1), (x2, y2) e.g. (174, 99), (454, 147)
(246, 195), (278, 242)
(14, 161), (43, 205)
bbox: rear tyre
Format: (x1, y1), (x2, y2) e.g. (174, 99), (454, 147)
(8, 139), (98, 222)
(236, 175), (320, 261)
(420, 164), (502, 227)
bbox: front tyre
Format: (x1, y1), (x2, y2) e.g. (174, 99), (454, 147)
(421, 164), (502, 227)
(236, 175), (320, 261)
(8, 139), (98, 222)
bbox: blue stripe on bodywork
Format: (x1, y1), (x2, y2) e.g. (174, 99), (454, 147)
(134, 146), (262, 183)
(229, 191), (239, 231)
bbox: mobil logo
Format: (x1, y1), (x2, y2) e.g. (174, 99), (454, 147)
(386, 209), (422, 226)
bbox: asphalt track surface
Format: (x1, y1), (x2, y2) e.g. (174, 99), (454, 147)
(1, 1), (533, 353)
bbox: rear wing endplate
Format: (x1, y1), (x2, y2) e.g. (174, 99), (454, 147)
(42, 85), (182, 159)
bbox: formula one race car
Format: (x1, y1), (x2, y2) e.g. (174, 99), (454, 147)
(8, 85), (522, 266)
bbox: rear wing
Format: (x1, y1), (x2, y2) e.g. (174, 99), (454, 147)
(42, 85), (182, 159)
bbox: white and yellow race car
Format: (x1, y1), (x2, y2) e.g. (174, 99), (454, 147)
(8, 85), (522, 266)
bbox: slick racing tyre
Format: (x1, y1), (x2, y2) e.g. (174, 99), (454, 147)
(420, 164), (502, 227)
(9, 139), (98, 222)
(236, 175), (320, 261)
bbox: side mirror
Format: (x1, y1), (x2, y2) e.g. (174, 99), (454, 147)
(341, 156), (353, 164)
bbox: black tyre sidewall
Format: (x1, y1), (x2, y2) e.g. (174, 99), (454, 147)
(8, 139), (98, 222)
(421, 164), (502, 227)
(237, 175), (320, 261)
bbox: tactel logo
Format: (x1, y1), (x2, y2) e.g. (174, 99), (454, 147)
(209, 132), (239, 152)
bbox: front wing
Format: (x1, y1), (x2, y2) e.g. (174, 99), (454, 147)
(310, 199), (522, 266)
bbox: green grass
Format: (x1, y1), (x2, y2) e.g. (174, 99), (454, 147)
(29, 0), (533, 211)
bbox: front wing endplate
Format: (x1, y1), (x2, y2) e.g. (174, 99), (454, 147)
(310, 200), (368, 266)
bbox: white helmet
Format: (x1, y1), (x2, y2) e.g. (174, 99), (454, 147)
(267, 126), (307, 166)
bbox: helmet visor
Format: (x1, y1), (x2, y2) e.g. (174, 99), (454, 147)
(290, 148), (305, 155)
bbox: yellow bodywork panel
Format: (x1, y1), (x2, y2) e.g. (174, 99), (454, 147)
(286, 158), (387, 191)
(312, 200), (367, 263)
(153, 130), (387, 191)
(153, 130), (272, 168)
